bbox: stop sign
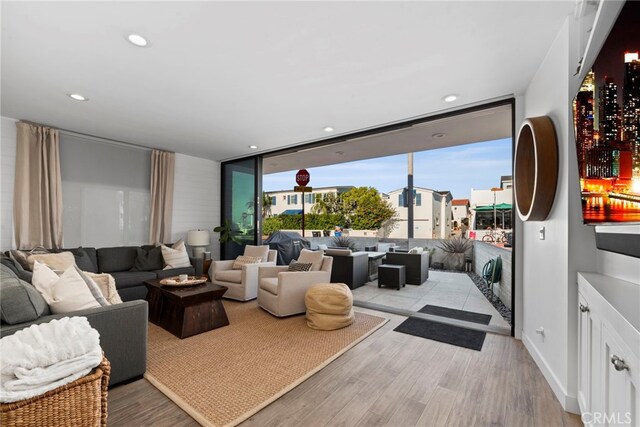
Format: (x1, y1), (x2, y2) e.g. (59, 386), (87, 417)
(296, 169), (310, 186)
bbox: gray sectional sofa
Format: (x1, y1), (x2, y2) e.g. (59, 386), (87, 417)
(0, 244), (203, 386)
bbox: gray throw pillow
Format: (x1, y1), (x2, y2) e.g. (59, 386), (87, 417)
(67, 247), (96, 272)
(0, 264), (49, 324)
(130, 246), (163, 271)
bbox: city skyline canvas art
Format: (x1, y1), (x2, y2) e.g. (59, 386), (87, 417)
(574, 1), (640, 224)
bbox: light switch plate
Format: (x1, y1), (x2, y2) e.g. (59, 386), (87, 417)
(539, 227), (545, 240)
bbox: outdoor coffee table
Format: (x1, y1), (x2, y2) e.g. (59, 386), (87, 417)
(144, 279), (229, 339)
(378, 264), (406, 290)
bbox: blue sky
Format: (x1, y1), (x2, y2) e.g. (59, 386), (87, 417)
(263, 138), (512, 200)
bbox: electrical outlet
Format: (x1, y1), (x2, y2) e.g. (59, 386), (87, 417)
(539, 227), (545, 240)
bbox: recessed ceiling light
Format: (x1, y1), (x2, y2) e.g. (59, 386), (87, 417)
(248, 145), (258, 149)
(323, 126), (334, 132)
(443, 94), (458, 103)
(432, 133), (445, 138)
(127, 34), (148, 47)
(68, 93), (88, 101)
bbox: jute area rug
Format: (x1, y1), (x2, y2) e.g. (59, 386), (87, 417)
(144, 300), (388, 427)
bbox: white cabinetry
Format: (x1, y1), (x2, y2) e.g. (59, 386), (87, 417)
(577, 273), (640, 427)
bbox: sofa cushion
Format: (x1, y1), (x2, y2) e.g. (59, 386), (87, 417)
(27, 251), (77, 272)
(215, 270), (242, 284)
(32, 262), (102, 314)
(244, 245), (269, 262)
(160, 240), (191, 269)
(298, 249), (324, 271)
(109, 271), (157, 289)
(154, 267), (195, 279)
(0, 264), (49, 324)
(325, 248), (352, 257)
(130, 246), (163, 271)
(97, 247), (139, 273)
(260, 277), (279, 295)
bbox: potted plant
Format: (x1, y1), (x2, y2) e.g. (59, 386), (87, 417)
(213, 219), (241, 244)
(439, 237), (473, 271)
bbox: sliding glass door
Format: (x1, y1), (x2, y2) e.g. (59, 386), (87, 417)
(220, 156), (262, 259)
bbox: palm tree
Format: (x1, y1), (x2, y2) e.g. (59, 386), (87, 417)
(311, 192), (342, 215)
(262, 192), (272, 218)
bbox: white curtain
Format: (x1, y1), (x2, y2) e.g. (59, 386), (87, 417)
(13, 122), (63, 249)
(149, 149), (175, 244)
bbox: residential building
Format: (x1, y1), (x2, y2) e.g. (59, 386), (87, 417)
(451, 198), (470, 229)
(470, 176), (513, 230)
(265, 186), (353, 216)
(387, 187), (452, 239)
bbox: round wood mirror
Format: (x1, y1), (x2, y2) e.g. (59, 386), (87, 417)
(514, 116), (558, 221)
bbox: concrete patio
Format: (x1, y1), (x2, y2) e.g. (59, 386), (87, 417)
(351, 270), (511, 331)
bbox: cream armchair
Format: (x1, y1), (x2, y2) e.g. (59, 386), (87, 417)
(257, 256), (333, 317)
(209, 247), (277, 301)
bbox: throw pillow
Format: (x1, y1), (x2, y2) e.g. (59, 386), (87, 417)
(31, 261), (102, 314)
(67, 247), (96, 272)
(287, 262), (313, 272)
(27, 251), (77, 272)
(297, 249), (324, 271)
(243, 245), (270, 262)
(9, 250), (30, 271)
(0, 264), (49, 324)
(84, 272), (123, 305)
(1, 254), (32, 282)
(408, 247), (424, 254)
(160, 239), (191, 270)
(130, 246), (163, 271)
(76, 268), (109, 307)
(232, 255), (263, 270)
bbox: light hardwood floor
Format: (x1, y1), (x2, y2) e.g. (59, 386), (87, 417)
(108, 308), (582, 427)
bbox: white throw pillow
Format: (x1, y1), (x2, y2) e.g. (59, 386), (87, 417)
(161, 240), (191, 269)
(408, 247), (424, 254)
(32, 262), (102, 314)
(298, 249), (324, 271)
(84, 272), (123, 305)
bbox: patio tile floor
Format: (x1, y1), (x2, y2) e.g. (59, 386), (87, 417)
(352, 270), (511, 330)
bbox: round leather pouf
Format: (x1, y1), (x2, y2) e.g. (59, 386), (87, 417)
(305, 283), (355, 330)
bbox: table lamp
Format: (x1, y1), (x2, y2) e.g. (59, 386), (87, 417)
(187, 229), (210, 258)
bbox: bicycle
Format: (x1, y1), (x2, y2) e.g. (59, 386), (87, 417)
(482, 228), (507, 243)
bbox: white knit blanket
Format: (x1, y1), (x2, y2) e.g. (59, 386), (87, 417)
(0, 316), (102, 403)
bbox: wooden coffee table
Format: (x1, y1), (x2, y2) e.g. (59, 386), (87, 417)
(144, 279), (229, 339)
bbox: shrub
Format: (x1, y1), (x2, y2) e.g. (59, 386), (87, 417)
(439, 237), (473, 254)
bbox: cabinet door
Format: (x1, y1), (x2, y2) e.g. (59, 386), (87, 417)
(601, 322), (639, 426)
(578, 293), (594, 413)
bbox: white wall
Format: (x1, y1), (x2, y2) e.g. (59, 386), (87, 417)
(0, 117), (17, 251)
(0, 117), (221, 258)
(519, 1), (635, 414)
(171, 153), (221, 261)
(521, 21), (574, 411)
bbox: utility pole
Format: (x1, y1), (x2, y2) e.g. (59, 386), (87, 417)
(408, 153), (414, 239)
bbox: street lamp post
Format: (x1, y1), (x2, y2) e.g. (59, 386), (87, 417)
(491, 187), (503, 229)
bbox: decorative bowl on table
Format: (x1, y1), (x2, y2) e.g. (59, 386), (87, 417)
(159, 276), (207, 287)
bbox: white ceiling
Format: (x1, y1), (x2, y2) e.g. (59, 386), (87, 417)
(263, 104), (512, 173)
(1, 1), (574, 161)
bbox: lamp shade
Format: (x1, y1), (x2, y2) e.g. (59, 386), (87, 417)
(187, 229), (210, 246)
